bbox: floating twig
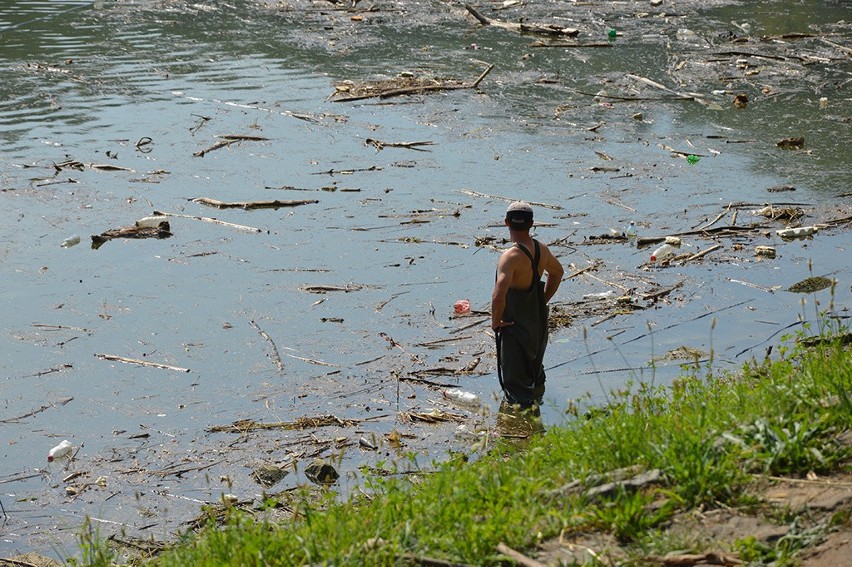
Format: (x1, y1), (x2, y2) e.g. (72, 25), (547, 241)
(415, 335), (471, 347)
(727, 279), (781, 293)
(95, 353), (190, 373)
(681, 243), (723, 264)
(0, 397), (74, 424)
(531, 41), (612, 48)
(281, 349), (338, 368)
(449, 317), (489, 334)
(193, 134), (269, 157)
(365, 139), (435, 151)
(249, 319), (284, 373)
(459, 189), (562, 210)
(300, 284), (366, 294)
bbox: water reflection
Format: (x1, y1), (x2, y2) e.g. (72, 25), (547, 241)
(496, 399), (545, 445)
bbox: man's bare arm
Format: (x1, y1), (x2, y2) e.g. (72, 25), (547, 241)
(491, 254), (515, 331)
(542, 246), (564, 303)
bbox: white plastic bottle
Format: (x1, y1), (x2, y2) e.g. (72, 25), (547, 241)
(650, 243), (676, 262)
(625, 221), (638, 246)
(47, 440), (73, 462)
(136, 215), (169, 228)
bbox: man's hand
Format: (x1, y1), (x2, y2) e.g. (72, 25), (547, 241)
(492, 320), (514, 332)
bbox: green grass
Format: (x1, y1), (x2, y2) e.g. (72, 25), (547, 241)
(72, 323), (851, 566)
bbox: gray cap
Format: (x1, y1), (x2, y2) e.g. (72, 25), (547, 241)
(506, 201), (533, 225)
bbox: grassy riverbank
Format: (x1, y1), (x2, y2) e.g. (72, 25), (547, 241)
(75, 323), (850, 566)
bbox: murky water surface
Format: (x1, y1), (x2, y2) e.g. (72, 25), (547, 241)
(1, 0), (849, 558)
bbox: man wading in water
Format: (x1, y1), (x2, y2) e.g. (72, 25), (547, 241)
(491, 201), (564, 409)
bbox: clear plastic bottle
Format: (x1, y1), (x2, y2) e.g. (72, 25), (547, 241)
(61, 235), (81, 248)
(625, 221), (638, 247)
(650, 243), (676, 262)
(443, 388), (481, 407)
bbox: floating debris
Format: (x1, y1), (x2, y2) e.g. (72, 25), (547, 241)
(251, 464), (288, 487)
(776, 225), (818, 240)
(777, 136), (805, 149)
(755, 245), (776, 258)
(91, 221), (172, 250)
(787, 276), (834, 294)
(304, 459), (339, 485)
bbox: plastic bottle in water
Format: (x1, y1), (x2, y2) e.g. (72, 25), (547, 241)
(136, 215), (169, 228)
(61, 235), (81, 248)
(650, 243), (676, 262)
(625, 221), (638, 246)
(443, 388), (481, 407)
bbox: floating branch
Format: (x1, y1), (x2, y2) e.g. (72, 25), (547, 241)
(153, 209), (261, 233)
(191, 197), (318, 210)
(329, 64), (493, 102)
(465, 4), (579, 37)
(300, 284), (367, 294)
(627, 73), (714, 107)
(681, 243), (723, 264)
(365, 139), (435, 151)
(95, 353), (190, 373)
(459, 189), (563, 210)
(0, 397), (74, 424)
(530, 41), (612, 48)
(209, 415), (361, 433)
(193, 134), (269, 157)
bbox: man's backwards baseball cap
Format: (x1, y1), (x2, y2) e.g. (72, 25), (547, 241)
(506, 201), (533, 224)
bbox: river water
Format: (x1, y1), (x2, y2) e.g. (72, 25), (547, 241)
(1, 0), (849, 558)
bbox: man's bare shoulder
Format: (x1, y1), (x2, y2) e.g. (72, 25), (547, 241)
(499, 245), (527, 263)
